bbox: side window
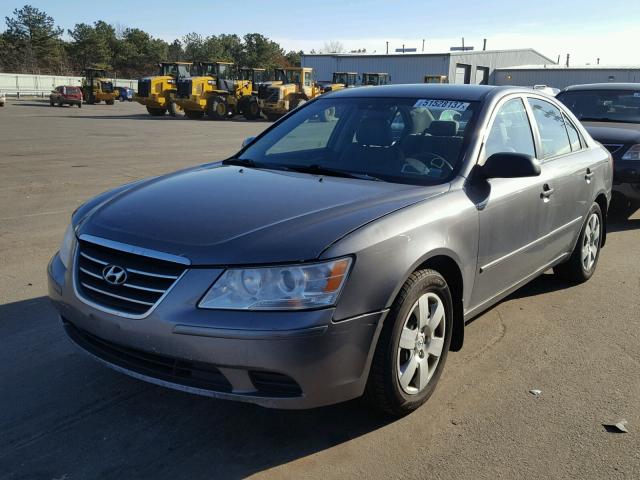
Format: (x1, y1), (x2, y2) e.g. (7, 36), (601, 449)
(563, 114), (582, 151)
(527, 98), (572, 158)
(304, 72), (312, 87)
(484, 98), (536, 159)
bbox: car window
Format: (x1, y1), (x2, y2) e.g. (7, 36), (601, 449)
(266, 106), (343, 154)
(527, 98), (572, 158)
(563, 114), (582, 151)
(556, 89), (640, 124)
(484, 98), (536, 159)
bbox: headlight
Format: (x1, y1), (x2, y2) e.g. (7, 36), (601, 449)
(198, 258), (352, 310)
(621, 144), (640, 161)
(58, 223), (76, 269)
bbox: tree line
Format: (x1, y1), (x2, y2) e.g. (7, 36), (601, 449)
(0, 5), (303, 78)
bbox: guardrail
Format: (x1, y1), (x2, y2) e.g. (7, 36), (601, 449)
(0, 73), (137, 96)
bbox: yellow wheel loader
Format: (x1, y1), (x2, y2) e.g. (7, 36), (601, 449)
(258, 67), (322, 121)
(82, 68), (118, 105)
(175, 62), (260, 120)
(362, 72), (391, 86)
(322, 72), (358, 93)
(134, 62), (192, 117)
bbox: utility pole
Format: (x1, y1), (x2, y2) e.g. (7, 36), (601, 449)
(386, 41), (389, 55)
(462, 37), (465, 50)
(483, 38), (487, 51)
(557, 54), (561, 64)
(422, 39), (425, 52)
(565, 53), (570, 67)
(402, 44), (405, 54)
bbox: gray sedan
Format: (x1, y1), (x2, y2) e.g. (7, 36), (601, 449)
(48, 85), (612, 416)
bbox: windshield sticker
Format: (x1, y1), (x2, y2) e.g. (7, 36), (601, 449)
(413, 99), (470, 111)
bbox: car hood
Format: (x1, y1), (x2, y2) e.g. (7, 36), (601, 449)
(78, 164), (446, 265)
(583, 121), (640, 144)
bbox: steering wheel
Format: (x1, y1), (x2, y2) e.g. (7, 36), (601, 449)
(404, 152), (454, 175)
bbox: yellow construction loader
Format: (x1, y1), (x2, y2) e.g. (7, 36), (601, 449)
(322, 72), (358, 93)
(134, 62), (192, 116)
(175, 62), (262, 120)
(362, 72), (391, 86)
(82, 68), (118, 104)
(258, 67), (322, 120)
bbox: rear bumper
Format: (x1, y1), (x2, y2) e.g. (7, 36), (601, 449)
(48, 253), (386, 409)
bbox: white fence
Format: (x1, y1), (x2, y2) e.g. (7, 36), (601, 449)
(0, 72), (137, 96)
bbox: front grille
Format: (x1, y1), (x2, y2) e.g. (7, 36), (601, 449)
(75, 239), (185, 316)
(265, 88), (280, 103)
(64, 321), (233, 393)
(138, 79), (151, 98)
(176, 79), (192, 98)
(603, 144), (624, 155)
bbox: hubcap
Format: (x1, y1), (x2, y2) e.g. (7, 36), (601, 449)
(581, 213), (600, 271)
(397, 292), (446, 395)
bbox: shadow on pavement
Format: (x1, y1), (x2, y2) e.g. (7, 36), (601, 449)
(0, 296), (391, 480)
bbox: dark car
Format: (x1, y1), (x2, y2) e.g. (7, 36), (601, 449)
(48, 85), (612, 416)
(50, 85), (83, 107)
(116, 86), (134, 102)
(557, 83), (640, 209)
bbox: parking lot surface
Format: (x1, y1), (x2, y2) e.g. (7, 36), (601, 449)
(1, 100), (639, 480)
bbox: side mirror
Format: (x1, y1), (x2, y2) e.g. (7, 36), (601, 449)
(241, 136), (256, 148)
(481, 153), (541, 179)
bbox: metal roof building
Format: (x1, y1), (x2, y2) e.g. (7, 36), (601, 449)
(494, 65), (640, 89)
(301, 49), (554, 85)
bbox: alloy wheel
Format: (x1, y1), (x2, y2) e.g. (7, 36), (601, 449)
(397, 292), (446, 395)
(582, 212), (600, 272)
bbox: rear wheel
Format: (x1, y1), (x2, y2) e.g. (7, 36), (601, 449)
(78, 103), (82, 109)
(206, 96), (228, 120)
(106, 99), (115, 105)
(146, 106), (166, 116)
(185, 110), (204, 119)
(554, 202), (603, 283)
(49, 99), (54, 107)
(364, 269), (452, 416)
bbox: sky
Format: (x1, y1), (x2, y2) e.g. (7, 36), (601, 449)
(3, 0), (640, 66)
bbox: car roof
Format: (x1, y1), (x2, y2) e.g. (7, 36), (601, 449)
(325, 84), (523, 102)
(561, 83), (640, 92)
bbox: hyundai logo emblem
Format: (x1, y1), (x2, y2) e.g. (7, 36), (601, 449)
(102, 264), (127, 285)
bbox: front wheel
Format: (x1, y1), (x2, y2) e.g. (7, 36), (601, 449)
(206, 96), (228, 120)
(364, 269), (452, 416)
(168, 100), (184, 117)
(243, 99), (260, 120)
(554, 202), (603, 283)
(184, 110), (204, 120)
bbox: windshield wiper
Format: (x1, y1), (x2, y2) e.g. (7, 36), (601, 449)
(222, 158), (260, 167)
(286, 164), (384, 181)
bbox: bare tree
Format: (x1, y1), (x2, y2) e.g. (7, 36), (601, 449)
(320, 40), (345, 54)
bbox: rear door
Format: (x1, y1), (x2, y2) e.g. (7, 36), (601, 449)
(525, 96), (594, 257)
(470, 95), (554, 309)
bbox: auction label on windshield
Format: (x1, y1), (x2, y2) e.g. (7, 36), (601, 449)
(414, 99), (470, 111)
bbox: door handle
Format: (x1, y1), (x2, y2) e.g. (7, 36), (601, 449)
(585, 168), (594, 181)
(540, 184), (554, 199)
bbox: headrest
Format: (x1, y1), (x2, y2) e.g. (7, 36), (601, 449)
(427, 120), (458, 137)
(356, 118), (393, 146)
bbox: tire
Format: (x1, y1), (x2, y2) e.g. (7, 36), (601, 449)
(146, 106), (167, 116)
(554, 202), (603, 283)
(206, 96), (228, 120)
(106, 99), (115, 105)
(168, 100), (184, 117)
(78, 103), (82, 109)
(243, 99), (260, 120)
(49, 100), (54, 107)
(364, 269), (453, 416)
(184, 110), (204, 120)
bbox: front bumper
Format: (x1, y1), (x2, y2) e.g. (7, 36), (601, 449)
(134, 94), (168, 108)
(48, 253), (386, 409)
(613, 161), (640, 202)
(259, 99), (288, 114)
(175, 97), (206, 112)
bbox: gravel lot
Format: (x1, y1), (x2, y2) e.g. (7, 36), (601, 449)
(1, 99), (639, 480)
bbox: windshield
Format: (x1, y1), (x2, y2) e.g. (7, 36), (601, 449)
(275, 69), (301, 84)
(557, 89), (640, 124)
(333, 73), (355, 85)
(238, 97), (478, 185)
(162, 64), (191, 78)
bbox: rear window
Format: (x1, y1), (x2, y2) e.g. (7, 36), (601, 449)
(64, 87), (80, 94)
(557, 89), (640, 124)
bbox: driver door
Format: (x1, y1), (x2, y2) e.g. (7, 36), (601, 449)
(469, 96), (554, 310)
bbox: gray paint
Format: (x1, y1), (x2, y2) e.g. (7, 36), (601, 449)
(49, 85), (612, 409)
(495, 67), (640, 89)
(302, 49), (554, 85)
